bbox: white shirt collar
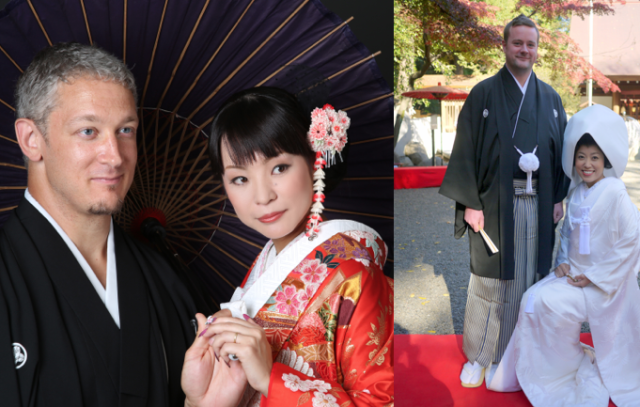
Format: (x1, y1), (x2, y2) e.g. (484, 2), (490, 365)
(24, 189), (120, 327)
(506, 66), (532, 95)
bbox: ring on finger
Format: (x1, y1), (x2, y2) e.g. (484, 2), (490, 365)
(229, 332), (240, 360)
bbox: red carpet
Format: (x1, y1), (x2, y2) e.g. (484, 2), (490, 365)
(394, 166), (447, 189)
(395, 333), (616, 407)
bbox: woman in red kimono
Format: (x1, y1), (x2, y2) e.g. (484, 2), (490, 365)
(183, 87), (393, 407)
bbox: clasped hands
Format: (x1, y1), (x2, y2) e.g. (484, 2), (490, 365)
(554, 263), (592, 287)
(182, 309), (273, 407)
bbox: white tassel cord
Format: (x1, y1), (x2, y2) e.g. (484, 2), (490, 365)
(515, 145), (540, 194)
(568, 206), (591, 255)
(577, 207), (591, 255)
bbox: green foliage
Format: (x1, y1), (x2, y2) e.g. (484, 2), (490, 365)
(394, 0), (503, 98)
(394, 0), (422, 93)
(394, 0), (617, 111)
(536, 66), (582, 115)
(413, 98), (432, 114)
(484, 0), (584, 112)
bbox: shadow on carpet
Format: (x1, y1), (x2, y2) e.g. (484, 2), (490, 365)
(395, 333), (616, 407)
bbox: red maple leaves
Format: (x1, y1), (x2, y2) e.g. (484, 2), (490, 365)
(399, 0), (621, 94)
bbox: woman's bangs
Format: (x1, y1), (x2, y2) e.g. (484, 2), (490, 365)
(222, 126), (287, 167)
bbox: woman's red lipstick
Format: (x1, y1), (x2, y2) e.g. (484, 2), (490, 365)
(258, 211), (285, 223)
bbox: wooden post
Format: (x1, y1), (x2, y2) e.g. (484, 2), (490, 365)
(613, 91), (621, 115)
(432, 128), (436, 166)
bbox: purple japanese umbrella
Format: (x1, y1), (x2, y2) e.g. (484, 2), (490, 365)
(0, 0), (393, 307)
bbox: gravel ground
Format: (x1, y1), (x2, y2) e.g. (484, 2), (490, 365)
(394, 188), (469, 335)
(394, 162), (640, 335)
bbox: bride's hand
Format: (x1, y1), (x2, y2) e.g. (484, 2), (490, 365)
(202, 315), (273, 397)
(554, 263), (570, 278)
(567, 274), (592, 288)
(182, 312), (247, 407)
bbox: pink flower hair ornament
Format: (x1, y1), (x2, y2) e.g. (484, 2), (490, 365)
(305, 104), (350, 240)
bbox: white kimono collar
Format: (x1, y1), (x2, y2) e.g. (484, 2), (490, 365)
(24, 189), (120, 327)
(221, 219), (381, 318)
(567, 178), (616, 255)
(505, 66), (532, 95)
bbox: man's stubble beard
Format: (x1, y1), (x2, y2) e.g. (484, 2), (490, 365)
(88, 184), (126, 215)
(507, 52), (535, 75)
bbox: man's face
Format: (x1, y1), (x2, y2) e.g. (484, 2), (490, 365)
(38, 77), (138, 217)
(503, 25), (538, 74)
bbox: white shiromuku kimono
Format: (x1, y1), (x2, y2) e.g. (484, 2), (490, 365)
(488, 105), (640, 407)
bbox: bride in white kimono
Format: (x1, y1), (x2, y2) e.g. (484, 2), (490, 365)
(487, 104), (640, 407)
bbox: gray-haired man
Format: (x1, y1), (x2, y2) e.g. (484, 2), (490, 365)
(0, 42), (200, 406)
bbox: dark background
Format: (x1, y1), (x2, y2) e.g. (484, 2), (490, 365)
(321, 0), (392, 88)
(0, 0), (392, 88)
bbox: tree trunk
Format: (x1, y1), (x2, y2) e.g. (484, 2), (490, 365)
(394, 98), (411, 148)
(395, 33), (432, 147)
(394, 55), (412, 147)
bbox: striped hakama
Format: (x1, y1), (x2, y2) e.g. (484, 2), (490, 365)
(462, 179), (539, 367)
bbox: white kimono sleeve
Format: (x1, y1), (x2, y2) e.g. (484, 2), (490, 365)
(582, 192), (639, 296)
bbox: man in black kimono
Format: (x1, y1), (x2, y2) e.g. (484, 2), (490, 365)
(0, 43), (227, 406)
(439, 15), (569, 387)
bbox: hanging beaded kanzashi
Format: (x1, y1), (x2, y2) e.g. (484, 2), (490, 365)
(305, 104), (350, 240)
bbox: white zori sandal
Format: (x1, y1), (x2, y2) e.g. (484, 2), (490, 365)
(460, 361), (485, 388)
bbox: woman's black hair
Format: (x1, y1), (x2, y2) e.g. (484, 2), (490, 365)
(574, 133), (612, 169)
(208, 87), (349, 193)
(209, 87), (314, 176)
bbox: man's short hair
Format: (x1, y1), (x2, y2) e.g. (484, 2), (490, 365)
(15, 42), (137, 136)
(503, 14), (539, 44)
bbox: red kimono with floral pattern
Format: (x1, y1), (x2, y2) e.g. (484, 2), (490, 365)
(238, 228), (394, 407)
